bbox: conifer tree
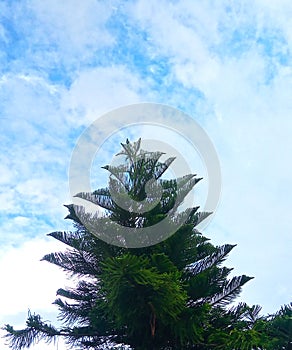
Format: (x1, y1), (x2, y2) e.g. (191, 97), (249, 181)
(3, 139), (291, 350)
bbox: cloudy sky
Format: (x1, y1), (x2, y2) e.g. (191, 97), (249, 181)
(0, 1), (291, 349)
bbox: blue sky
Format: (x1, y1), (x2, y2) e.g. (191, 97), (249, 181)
(0, 1), (292, 349)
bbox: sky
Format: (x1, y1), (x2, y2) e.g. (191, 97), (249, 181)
(0, 0), (291, 349)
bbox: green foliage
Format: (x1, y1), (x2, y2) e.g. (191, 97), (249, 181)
(3, 139), (291, 350)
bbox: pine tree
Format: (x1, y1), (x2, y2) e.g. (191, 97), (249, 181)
(4, 139), (289, 349)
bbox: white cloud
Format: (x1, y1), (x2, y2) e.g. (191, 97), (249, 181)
(0, 238), (81, 350)
(0, 164), (16, 185)
(0, 73), (74, 256)
(0, 74), (65, 127)
(0, 188), (19, 213)
(62, 65), (145, 126)
(128, 0), (212, 63)
(16, 178), (62, 205)
(27, 0), (114, 51)
(0, 238), (74, 350)
(128, 0), (292, 93)
(0, 237), (71, 318)
(1, 0), (115, 72)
